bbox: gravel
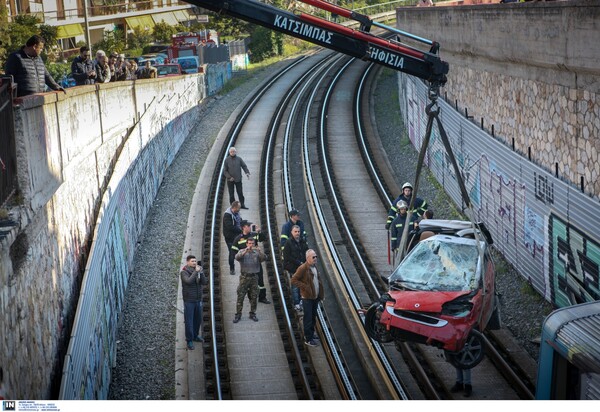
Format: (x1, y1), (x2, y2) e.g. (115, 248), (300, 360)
(373, 68), (554, 362)
(107, 58), (553, 400)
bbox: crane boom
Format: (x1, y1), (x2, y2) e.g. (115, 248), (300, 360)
(183, 0), (448, 85)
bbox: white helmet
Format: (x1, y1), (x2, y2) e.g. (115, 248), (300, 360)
(396, 200), (408, 210)
(402, 182), (413, 190)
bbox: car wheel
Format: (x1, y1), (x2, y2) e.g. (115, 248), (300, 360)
(487, 295), (502, 330)
(444, 330), (485, 369)
(364, 303), (392, 343)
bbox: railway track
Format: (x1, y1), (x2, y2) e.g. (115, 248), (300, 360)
(182, 47), (538, 400)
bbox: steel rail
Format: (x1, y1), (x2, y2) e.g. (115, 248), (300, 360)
(355, 63), (440, 400)
(260, 53), (339, 400)
(317, 57), (409, 400)
(301, 54), (360, 400)
(206, 57), (307, 399)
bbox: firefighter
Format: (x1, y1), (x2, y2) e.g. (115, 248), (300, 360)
(386, 182), (427, 229)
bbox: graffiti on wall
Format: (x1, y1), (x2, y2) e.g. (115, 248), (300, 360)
(548, 213), (600, 307)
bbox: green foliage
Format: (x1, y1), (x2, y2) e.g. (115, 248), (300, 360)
(248, 26), (279, 63)
(39, 25), (60, 62)
(0, 2), (9, 68)
(93, 29), (125, 54)
(153, 22), (178, 44)
(47, 62), (71, 82)
(6, 14), (41, 55)
(127, 26), (153, 49)
(207, 13), (251, 38)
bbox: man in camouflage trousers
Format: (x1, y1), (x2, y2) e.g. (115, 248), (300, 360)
(233, 237), (266, 323)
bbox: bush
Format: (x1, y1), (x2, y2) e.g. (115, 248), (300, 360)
(47, 62), (71, 83)
(93, 29), (125, 55)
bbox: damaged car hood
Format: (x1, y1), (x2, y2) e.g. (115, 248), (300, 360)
(389, 291), (470, 313)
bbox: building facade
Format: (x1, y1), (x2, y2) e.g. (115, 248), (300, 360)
(6, 0), (204, 50)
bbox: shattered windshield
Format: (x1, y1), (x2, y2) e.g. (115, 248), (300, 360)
(389, 236), (483, 292)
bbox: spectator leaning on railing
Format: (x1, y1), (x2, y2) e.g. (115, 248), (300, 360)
(71, 46), (97, 86)
(4, 35), (65, 97)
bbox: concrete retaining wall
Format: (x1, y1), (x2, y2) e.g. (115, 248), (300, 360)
(396, 0), (600, 199)
(0, 63), (230, 399)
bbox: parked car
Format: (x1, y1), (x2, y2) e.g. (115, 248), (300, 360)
(155, 63), (183, 77)
(173, 56), (201, 74)
(137, 54), (166, 67)
(364, 219), (500, 369)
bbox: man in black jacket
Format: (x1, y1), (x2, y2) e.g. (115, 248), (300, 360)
(223, 201), (242, 275)
(180, 255), (207, 350)
(4, 35), (64, 97)
(282, 225), (308, 311)
(71, 46), (97, 86)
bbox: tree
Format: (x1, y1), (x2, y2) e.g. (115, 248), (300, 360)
(153, 22), (180, 44)
(93, 29), (125, 54)
(7, 14), (41, 54)
(208, 13), (251, 38)
(39, 24), (59, 63)
(249, 26), (278, 62)
(127, 26), (153, 49)
(0, 1), (9, 69)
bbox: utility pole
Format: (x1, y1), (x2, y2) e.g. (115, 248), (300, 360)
(83, 0), (92, 49)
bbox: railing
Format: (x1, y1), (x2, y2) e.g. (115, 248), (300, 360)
(0, 77), (17, 208)
(8, 0), (189, 21)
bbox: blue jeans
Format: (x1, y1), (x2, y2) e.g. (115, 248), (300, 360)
(302, 298), (319, 341)
(291, 284), (301, 305)
(455, 368), (471, 385)
(184, 300), (202, 342)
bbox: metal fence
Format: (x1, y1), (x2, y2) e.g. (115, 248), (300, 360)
(398, 72), (600, 308)
(0, 77), (17, 207)
(198, 43), (230, 65)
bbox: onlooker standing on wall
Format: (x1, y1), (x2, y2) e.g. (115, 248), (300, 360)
(4, 35), (64, 97)
(223, 200), (243, 276)
(233, 237), (266, 323)
(112, 54), (129, 81)
(94, 50), (111, 84)
(128, 60), (139, 80)
(292, 249), (324, 347)
(223, 147), (250, 209)
(138, 60), (157, 79)
(71, 46), (96, 86)
(180, 255), (207, 350)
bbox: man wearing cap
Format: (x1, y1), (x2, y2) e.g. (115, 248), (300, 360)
(280, 209), (307, 249)
(233, 237), (266, 323)
(386, 182), (427, 229)
(232, 220), (271, 304)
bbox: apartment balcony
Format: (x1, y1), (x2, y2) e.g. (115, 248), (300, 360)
(33, 1), (198, 26)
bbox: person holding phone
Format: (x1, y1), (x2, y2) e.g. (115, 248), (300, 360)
(231, 220), (271, 304)
(233, 237), (266, 323)
(180, 255), (207, 350)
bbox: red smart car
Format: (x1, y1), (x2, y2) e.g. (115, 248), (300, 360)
(365, 220), (500, 369)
